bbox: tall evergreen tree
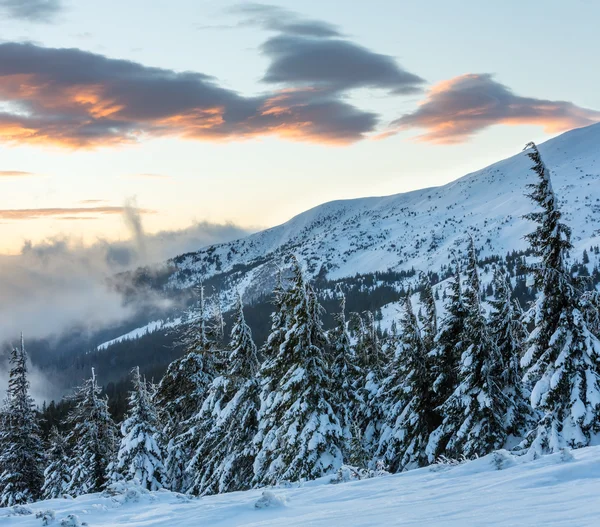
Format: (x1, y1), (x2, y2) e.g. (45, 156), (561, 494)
(186, 292), (261, 495)
(521, 142), (600, 454)
(0, 336), (45, 506)
(114, 367), (168, 490)
(419, 274), (438, 353)
(329, 289), (363, 456)
(42, 427), (71, 500)
(489, 268), (531, 437)
(65, 369), (117, 496)
(379, 291), (436, 471)
(430, 241), (506, 459)
(155, 283), (216, 491)
(354, 311), (388, 461)
(426, 261), (467, 461)
(253, 256), (343, 486)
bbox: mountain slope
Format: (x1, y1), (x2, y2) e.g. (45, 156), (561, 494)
(4, 446), (600, 526)
(169, 123), (600, 293)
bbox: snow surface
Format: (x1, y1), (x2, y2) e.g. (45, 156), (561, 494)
(5, 446), (600, 526)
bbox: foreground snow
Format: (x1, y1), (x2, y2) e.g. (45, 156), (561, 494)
(4, 446), (600, 526)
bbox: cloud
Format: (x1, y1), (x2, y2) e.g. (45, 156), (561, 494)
(0, 205), (155, 220)
(0, 170), (34, 177)
(0, 5), (426, 149)
(391, 74), (600, 143)
(0, 42), (383, 146)
(260, 36), (424, 94)
(234, 4), (424, 95)
(0, 0), (63, 22)
(0, 213), (253, 347)
(232, 3), (342, 38)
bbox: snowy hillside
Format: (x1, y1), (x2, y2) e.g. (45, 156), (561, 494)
(4, 446), (600, 526)
(169, 123), (600, 292)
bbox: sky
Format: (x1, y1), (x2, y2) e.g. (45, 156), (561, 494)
(1, 0), (599, 255)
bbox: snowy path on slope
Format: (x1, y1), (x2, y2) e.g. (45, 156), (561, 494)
(4, 447), (600, 526)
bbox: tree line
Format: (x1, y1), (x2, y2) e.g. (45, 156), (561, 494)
(1, 142), (600, 506)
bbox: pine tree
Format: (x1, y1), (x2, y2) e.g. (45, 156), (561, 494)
(42, 427), (71, 500)
(426, 261), (467, 460)
(489, 268), (531, 437)
(378, 291), (436, 471)
(155, 283), (216, 491)
(253, 256), (343, 486)
(431, 239), (506, 458)
(114, 367), (168, 490)
(419, 274), (438, 353)
(186, 292), (261, 495)
(0, 336), (45, 506)
(329, 289), (363, 458)
(208, 288), (227, 364)
(65, 369), (117, 496)
(354, 311), (389, 461)
(521, 142), (600, 454)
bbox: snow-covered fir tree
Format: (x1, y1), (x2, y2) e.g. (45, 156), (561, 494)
(353, 310), (388, 462)
(186, 292), (261, 495)
(42, 427), (71, 500)
(113, 367), (168, 490)
(418, 274), (438, 353)
(430, 239), (506, 459)
(208, 288), (227, 354)
(521, 142), (600, 454)
(0, 336), (45, 506)
(253, 256), (343, 486)
(65, 369), (117, 496)
(329, 289), (363, 458)
(489, 267), (531, 437)
(155, 282), (216, 491)
(426, 261), (466, 461)
(379, 291), (437, 471)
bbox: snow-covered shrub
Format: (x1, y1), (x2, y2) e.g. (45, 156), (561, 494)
(430, 454), (472, 472)
(36, 509), (56, 525)
(59, 515), (87, 527)
(9, 505), (33, 516)
(560, 448), (574, 463)
(102, 480), (152, 505)
(254, 490), (286, 509)
(491, 450), (516, 470)
(330, 462), (390, 484)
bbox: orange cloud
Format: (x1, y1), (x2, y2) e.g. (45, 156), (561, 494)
(0, 170), (34, 177)
(0, 206), (155, 220)
(391, 74), (600, 143)
(0, 43), (380, 148)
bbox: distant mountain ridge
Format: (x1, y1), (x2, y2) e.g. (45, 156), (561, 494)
(166, 123), (600, 296)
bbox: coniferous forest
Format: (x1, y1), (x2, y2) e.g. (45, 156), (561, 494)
(2, 143), (600, 506)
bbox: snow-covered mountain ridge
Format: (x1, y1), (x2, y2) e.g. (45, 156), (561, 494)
(169, 123), (600, 295)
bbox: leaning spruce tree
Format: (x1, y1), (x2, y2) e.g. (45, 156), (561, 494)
(521, 142), (600, 454)
(0, 336), (45, 506)
(253, 256), (343, 486)
(114, 367), (168, 491)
